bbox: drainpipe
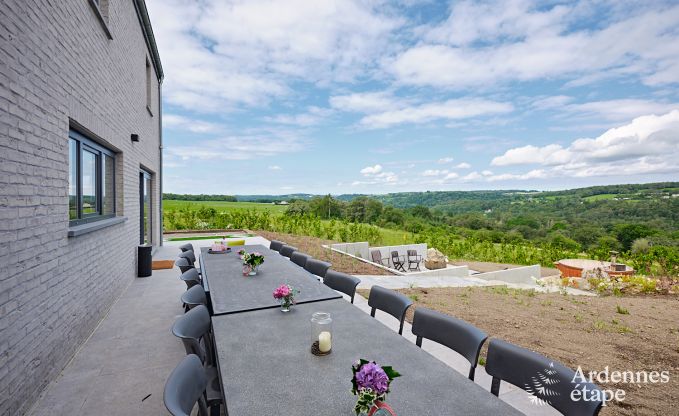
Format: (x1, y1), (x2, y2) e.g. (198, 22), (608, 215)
(158, 83), (163, 246)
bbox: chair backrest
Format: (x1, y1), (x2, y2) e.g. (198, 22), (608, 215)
(407, 249), (417, 257)
(181, 284), (207, 310)
(279, 245), (298, 258)
(164, 354), (208, 416)
(290, 251), (312, 268)
(412, 308), (487, 380)
(391, 251), (401, 261)
(486, 339), (603, 416)
(304, 258), (331, 278)
(370, 250), (383, 263)
(269, 240), (285, 252)
(323, 270), (360, 303)
(179, 268), (201, 289)
(175, 258), (194, 275)
(172, 305), (212, 363)
(368, 285), (413, 335)
(179, 243), (194, 253)
(227, 240), (245, 247)
(178, 250), (196, 265)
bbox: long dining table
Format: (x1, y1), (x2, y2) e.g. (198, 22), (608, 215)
(204, 244), (523, 415)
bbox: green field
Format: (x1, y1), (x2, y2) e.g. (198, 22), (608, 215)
(582, 193), (618, 201)
(163, 200), (289, 214)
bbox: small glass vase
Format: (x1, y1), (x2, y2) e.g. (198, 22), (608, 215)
(242, 264), (251, 276)
(362, 401), (395, 416)
(248, 265), (258, 276)
(280, 298), (292, 312)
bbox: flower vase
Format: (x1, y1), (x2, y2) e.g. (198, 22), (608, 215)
(248, 265), (258, 276)
(367, 401), (395, 416)
(280, 298), (292, 312)
(242, 264), (251, 276)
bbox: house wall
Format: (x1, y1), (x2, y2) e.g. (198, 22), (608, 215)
(0, 1), (161, 414)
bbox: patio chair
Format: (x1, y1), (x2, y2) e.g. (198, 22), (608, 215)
(390, 251), (406, 272)
(179, 268), (201, 290)
(412, 307), (487, 380)
(368, 285), (413, 335)
(279, 245), (298, 258)
(178, 250), (196, 266)
(171, 305), (215, 366)
(370, 250), (389, 267)
(323, 270), (360, 303)
(164, 354), (221, 416)
(178, 243), (194, 253)
(407, 249), (422, 271)
(175, 258), (194, 275)
(486, 338), (604, 416)
(181, 284), (207, 312)
(269, 240), (285, 252)
(304, 258), (331, 280)
(290, 251), (312, 268)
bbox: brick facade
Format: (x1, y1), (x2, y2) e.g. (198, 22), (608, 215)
(0, 1), (162, 414)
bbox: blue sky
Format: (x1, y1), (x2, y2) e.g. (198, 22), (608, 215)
(147, 0), (679, 195)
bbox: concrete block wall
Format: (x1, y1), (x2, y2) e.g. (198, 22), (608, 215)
(0, 1), (162, 414)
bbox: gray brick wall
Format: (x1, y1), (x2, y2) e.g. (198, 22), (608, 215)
(0, 1), (162, 414)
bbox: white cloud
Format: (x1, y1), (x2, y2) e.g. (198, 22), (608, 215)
(268, 165), (282, 170)
(390, 2), (679, 89)
(455, 162), (472, 169)
(438, 157), (454, 164)
(359, 98), (513, 128)
(329, 92), (404, 113)
(490, 110), (679, 178)
(360, 164), (383, 175)
(265, 106), (332, 126)
(421, 169), (448, 177)
(163, 114), (223, 133)
(561, 99), (679, 122)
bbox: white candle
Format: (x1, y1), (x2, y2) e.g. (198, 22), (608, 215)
(318, 331), (331, 353)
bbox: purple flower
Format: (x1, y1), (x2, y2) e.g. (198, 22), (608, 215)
(355, 363), (389, 395)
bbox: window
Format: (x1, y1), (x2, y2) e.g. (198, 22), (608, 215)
(140, 170), (153, 244)
(88, 0), (112, 39)
(68, 130), (116, 225)
(146, 58), (153, 114)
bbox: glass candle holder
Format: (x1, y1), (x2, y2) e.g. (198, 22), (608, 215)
(310, 312), (332, 356)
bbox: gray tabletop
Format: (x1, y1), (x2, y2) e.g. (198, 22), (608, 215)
(200, 245), (342, 315)
(212, 298), (523, 415)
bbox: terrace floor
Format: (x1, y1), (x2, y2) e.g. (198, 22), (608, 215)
(27, 237), (558, 416)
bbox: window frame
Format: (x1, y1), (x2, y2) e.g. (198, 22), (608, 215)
(69, 130), (116, 226)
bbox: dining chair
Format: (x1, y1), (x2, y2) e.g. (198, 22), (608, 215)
(370, 250), (389, 267)
(279, 245), (298, 258)
(179, 268), (201, 290)
(390, 251), (406, 272)
(323, 270), (360, 303)
(181, 284), (207, 312)
(290, 251), (312, 268)
(486, 338), (604, 416)
(164, 354), (221, 416)
(367, 285), (413, 335)
(411, 307), (487, 380)
(178, 250), (196, 266)
(227, 239), (245, 246)
(269, 240), (285, 252)
(178, 243), (194, 253)
(175, 258), (194, 275)
(406, 250), (422, 271)
(171, 305), (215, 366)
(304, 258), (331, 279)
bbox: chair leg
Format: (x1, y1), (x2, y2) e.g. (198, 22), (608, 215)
(415, 336), (423, 347)
(398, 318), (405, 335)
(370, 307), (376, 318)
(490, 377), (501, 396)
(468, 365), (476, 380)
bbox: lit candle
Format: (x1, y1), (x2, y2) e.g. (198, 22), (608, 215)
(318, 331), (331, 353)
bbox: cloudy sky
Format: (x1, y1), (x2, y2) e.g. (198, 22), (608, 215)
(147, 0), (679, 195)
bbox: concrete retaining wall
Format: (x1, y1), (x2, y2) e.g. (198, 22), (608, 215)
(474, 265), (541, 284)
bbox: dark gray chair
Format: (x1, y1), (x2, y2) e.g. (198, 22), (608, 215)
(370, 250), (389, 267)
(323, 270), (360, 303)
(178, 250), (196, 265)
(163, 354), (209, 416)
(178, 243), (194, 253)
(390, 251), (406, 272)
(181, 284), (207, 312)
(290, 251), (312, 268)
(175, 258), (194, 275)
(407, 249), (422, 271)
(171, 305), (215, 366)
(179, 268), (201, 289)
(368, 285), (413, 335)
(486, 339), (603, 416)
(412, 307), (487, 380)
(304, 258), (331, 279)
(279, 245), (298, 258)
(269, 240), (285, 252)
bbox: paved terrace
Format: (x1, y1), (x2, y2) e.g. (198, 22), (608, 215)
(28, 237), (558, 415)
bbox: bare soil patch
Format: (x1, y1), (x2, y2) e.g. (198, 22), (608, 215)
(255, 231), (393, 276)
(358, 287), (679, 415)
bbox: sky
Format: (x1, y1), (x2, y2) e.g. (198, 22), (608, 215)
(146, 0), (679, 195)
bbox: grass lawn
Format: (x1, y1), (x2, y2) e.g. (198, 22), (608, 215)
(163, 199), (289, 214)
(357, 286), (679, 416)
(583, 193), (618, 201)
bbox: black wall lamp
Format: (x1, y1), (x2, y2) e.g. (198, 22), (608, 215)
(131, 134), (140, 142)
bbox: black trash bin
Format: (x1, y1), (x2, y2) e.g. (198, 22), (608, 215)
(137, 244), (152, 277)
